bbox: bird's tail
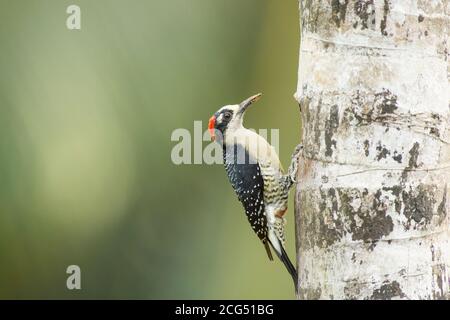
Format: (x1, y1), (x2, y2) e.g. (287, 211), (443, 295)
(269, 236), (298, 294)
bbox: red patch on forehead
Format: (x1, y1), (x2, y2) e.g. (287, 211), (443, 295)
(208, 116), (216, 141)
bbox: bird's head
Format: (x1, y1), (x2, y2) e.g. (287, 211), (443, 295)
(208, 93), (262, 142)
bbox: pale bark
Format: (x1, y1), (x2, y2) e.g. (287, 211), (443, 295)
(294, 0), (450, 299)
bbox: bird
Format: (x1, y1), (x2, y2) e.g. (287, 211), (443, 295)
(208, 93), (302, 291)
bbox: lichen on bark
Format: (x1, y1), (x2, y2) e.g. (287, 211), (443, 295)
(296, 0), (450, 300)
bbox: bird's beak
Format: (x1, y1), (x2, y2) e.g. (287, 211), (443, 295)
(208, 115), (216, 141)
(238, 93), (262, 114)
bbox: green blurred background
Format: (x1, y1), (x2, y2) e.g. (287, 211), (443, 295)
(0, 0), (300, 299)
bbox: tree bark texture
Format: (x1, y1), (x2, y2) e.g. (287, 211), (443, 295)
(294, 0), (450, 299)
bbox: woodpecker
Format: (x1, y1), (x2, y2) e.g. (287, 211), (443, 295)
(208, 93), (302, 291)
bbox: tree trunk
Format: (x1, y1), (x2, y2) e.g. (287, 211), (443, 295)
(294, 0), (450, 299)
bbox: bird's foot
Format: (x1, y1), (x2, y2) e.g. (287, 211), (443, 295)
(288, 144), (303, 184)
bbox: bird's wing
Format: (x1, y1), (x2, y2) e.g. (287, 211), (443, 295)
(224, 144), (273, 260)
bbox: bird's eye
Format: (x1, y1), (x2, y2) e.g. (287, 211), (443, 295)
(223, 112), (232, 120)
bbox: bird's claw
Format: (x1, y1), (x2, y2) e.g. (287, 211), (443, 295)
(288, 144), (303, 184)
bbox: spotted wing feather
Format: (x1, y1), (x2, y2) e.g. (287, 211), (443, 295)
(223, 144), (271, 259)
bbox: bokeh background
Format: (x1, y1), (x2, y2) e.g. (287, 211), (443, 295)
(0, 0), (301, 299)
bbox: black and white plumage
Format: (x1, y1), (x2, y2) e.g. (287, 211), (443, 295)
(223, 143), (273, 259)
(208, 93), (302, 291)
